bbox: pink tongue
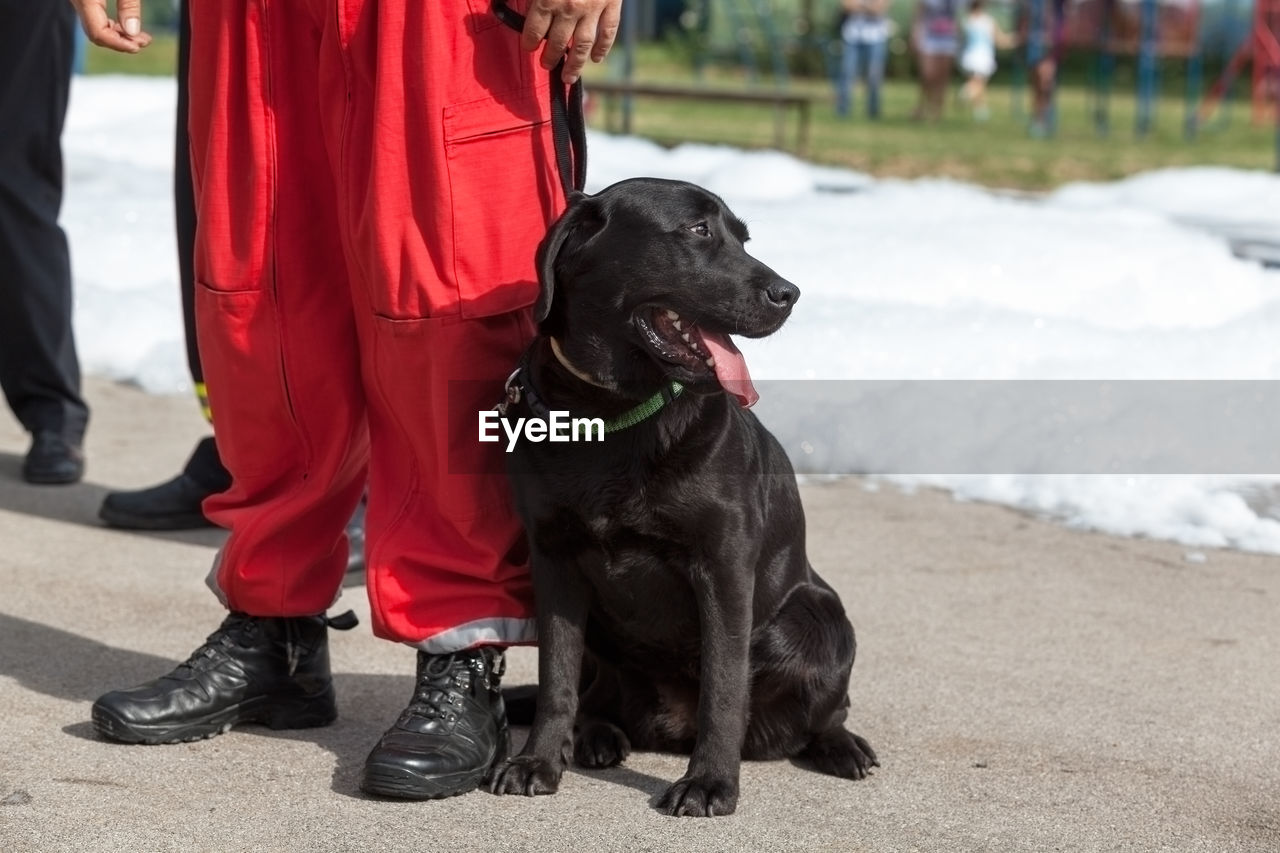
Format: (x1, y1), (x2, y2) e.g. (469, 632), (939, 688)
(695, 330), (759, 408)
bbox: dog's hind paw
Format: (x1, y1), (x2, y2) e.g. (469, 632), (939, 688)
(656, 775), (738, 818)
(486, 755), (563, 797)
(574, 719), (631, 768)
(800, 727), (880, 780)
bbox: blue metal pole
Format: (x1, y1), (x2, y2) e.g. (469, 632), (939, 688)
(1027, 0), (1044, 133)
(1010, 1), (1026, 119)
(1136, 0), (1158, 136)
(621, 0), (637, 134)
(724, 0), (761, 81)
(1094, 0), (1116, 136)
(1184, 18), (1203, 140)
(1274, 67), (1280, 172)
(1215, 0), (1243, 130)
(750, 0), (789, 85)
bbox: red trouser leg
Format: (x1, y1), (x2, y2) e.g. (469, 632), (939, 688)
(189, 0), (369, 616)
(190, 0), (562, 648)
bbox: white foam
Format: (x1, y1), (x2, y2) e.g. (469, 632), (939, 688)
(60, 75), (1280, 555)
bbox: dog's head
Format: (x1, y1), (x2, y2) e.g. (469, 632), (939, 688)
(535, 178), (799, 407)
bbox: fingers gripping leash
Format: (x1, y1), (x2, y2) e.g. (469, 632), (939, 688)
(491, 0), (588, 198)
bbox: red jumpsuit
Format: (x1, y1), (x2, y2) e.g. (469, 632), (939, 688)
(187, 0), (562, 650)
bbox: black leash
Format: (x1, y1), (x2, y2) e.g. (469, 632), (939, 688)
(492, 0), (587, 197)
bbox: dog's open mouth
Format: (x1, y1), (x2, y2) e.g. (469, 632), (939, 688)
(636, 307), (759, 408)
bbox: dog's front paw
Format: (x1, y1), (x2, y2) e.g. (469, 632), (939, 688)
(487, 755), (563, 797)
(842, 732), (880, 779)
(656, 774), (739, 817)
(802, 728), (880, 780)
(574, 719), (631, 768)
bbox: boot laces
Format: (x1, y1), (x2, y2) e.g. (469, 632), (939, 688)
(408, 649), (503, 723)
(176, 613), (259, 674)
(172, 611), (355, 677)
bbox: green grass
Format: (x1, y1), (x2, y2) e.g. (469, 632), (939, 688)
(83, 35), (1276, 191)
(85, 33), (178, 76)
(588, 79), (1276, 190)
(584, 45), (1277, 190)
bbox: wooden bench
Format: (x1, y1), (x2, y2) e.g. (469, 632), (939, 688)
(585, 80), (814, 154)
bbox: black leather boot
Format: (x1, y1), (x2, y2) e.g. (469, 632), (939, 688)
(98, 436), (229, 530)
(92, 610), (358, 744)
(22, 430), (84, 485)
(361, 647), (509, 800)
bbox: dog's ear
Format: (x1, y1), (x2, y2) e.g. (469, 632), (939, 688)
(535, 192), (603, 324)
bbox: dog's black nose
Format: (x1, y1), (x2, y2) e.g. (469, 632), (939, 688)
(765, 280), (800, 309)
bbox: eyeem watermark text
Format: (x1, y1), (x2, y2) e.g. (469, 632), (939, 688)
(479, 410), (604, 452)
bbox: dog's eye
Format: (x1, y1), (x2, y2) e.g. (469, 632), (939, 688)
(688, 221), (711, 237)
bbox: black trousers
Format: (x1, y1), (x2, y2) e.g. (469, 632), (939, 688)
(175, 0), (202, 395)
(0, 0), (88, 443)
(174, 0), (230, 489)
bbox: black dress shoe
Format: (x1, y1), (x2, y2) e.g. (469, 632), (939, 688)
(361, 647), (509, 800)
(22, 430), (85, 485)
(99, 472), (218, 529)
(99, 436), (228, 530)
(92, 610), (358, 744)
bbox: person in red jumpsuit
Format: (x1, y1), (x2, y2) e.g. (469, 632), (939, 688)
(71, 0), (621, 800)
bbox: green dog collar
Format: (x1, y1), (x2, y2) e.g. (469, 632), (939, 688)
(598, 381), (685, 434)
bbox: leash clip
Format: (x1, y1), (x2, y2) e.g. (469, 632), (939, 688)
(495, 366), (523, 416)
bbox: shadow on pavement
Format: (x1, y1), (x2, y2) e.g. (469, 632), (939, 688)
(4, 613), (669, 805)
(1, 612), (177, 702)
(0, 454), (224, 548)
(578, 765), (672, 805)
(0, 452), (109, 527)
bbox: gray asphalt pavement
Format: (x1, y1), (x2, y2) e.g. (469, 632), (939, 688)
(1, 379), (1277, 852)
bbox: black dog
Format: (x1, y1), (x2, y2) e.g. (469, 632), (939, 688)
(486, 178), (877, 817)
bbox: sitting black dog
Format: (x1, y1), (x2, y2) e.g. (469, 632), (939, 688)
(487, 178), (877, 817)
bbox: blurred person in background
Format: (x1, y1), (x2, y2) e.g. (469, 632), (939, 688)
(911, 0), (960, 120)
(836, 0), (891, 119)
(959, 0), (1015, 120)
(1028, 0), (1066, 135)
(0, 0), (88, 485)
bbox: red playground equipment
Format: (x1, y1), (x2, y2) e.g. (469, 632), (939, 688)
(1020, 0), (1205, 137)
(1017, 0), (1277, 141)
(1061, 0), (1200, 59)
(1200, 0), (1280, 124)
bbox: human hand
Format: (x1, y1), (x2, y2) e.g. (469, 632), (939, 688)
(68, 0), (152, 54)
(521, 0), (622, 84)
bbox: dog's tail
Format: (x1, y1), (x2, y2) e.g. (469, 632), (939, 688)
(501, 684), (538, 726)
(798, 727), (880, 780)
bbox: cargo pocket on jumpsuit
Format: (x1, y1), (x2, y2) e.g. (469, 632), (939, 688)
(370, 87), (555, 525)
(443, 84), (560, 320)
(371, 311), (532, 525)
